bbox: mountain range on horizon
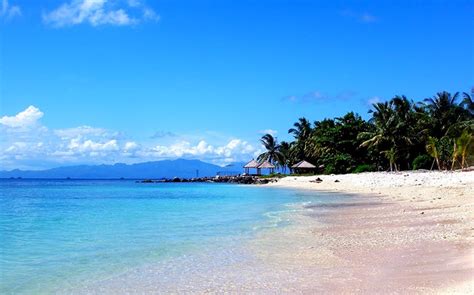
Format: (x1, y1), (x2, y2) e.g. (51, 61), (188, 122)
(0, 159), (247, 179)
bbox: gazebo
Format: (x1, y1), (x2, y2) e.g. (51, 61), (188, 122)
(243, 159), (259, 175)
(257, 161), (275, 175)
(291, 160), (316, 174)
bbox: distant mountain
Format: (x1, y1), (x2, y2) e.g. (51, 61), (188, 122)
(0, 159), (247, 179)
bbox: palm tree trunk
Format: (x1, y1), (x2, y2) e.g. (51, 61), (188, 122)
(461, 149), (466, 169)
(436, 157), (441, 170)
(451, 142), (457, 170)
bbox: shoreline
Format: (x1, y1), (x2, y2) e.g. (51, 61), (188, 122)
(259, 170), (474, 293)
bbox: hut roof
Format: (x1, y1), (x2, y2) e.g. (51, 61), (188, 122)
(243, 159), (259, 168)
(257, 161), (275, 169)
(291, 160), (316, 169)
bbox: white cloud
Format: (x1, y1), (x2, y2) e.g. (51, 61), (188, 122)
(1, 0), (21, 20)
(259, 129), (278, 136)
(43, 0), (159, 27)
(54, 125), (109, 139)
(147, 139), (258, 165)
(341, 9), (378, 23)
(142, 7), (159, 21)
(124, 141), (138, 151)
(0, 106), (259, 169)
(0, 106), (43, 128)
(68, 138), (119, 153)
(283, 90), (357, 104)
(367, 96), (382, 106)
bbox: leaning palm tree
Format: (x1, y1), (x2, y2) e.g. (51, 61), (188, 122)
(462, 91), (474, 115)
(257, 134), (285, 167)
(453, 130), (473, 169)
(426, 136), (441, 170)
(382, 147), (397, 172)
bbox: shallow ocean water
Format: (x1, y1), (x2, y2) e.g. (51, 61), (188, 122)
(0, 179), (348, 293)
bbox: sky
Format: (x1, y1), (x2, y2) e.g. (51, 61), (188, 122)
(0, 0), (473, 170)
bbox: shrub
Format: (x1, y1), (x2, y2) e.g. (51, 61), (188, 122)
(353, 164), (375, 173)
(321, 153), (355, 174)
(412, 154), (432, 170)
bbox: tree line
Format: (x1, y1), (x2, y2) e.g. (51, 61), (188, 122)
(257, 91), (474, 174)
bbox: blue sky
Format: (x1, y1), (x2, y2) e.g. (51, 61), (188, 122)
(1, 0), (473, 170)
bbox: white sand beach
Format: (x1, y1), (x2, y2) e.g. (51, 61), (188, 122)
(257, 170), (474, 293)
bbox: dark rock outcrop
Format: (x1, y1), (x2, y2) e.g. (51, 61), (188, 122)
(138, 175), (277, 185)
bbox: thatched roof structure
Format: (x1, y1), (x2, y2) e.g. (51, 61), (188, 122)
(257, 161), (275, 169)
(291, 160), (316, 169)
(243, 159), (259, 168)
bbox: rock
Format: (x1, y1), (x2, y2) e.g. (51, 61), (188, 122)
(334, 179), (340, 183)
(139, 175), (279, 185)
(310, 177), (323, 183)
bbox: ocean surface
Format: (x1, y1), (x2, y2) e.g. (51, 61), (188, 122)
(0, 179), (348, 294)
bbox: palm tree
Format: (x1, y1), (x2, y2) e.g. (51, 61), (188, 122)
(382, 147), (397, 172)
(391, 95), (419, 168)
(257, 134), (285, 168)
(359, 101), (399, 171)
(422, 91), (464, 138)
(462, 91), (474, 115)
(288, 117), (312, 140)
(423, 91), (473, 170)
(278, 141), (293, 173)
(288, 117), (312, 161)
(426, 136), (441, 170)
(453, 130), (473, 169)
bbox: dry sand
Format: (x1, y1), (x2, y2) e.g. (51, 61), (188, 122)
(256, 170), (474, 294)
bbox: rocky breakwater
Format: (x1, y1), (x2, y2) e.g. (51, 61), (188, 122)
(139, 175), (278, 185)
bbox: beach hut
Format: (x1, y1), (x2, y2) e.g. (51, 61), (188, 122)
(243, 159), (259, 175)
(291, 160), (316, 174)
(257, 161), (275, 175)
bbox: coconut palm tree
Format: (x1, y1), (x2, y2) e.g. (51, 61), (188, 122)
(288, 117), (312, 161)
(288, 117), (312, 140)
(453, 130), (473, 169)
(422, 91), (465, 138)
(462, 91), (474, 115)
(359, 101), (399, 171)
(426, 136), (441, 170)
(423, 91), (473, 170)
(257, 134), (285, 167)
(278, 141), (293, 173)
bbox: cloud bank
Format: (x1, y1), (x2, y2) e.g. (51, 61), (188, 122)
(0, 0), (21, 20)
(340, 9), (378, 23)
(0, 106), (261, 170)
(43, 0), (159, 27)
(283, 90), (357, 104)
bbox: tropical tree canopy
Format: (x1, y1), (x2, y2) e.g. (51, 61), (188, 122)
(258, 90), (474, 174)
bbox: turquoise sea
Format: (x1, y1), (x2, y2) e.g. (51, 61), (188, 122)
(0, 179), (347, 293)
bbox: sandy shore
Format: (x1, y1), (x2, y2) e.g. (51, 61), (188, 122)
(257, 170), (474, 294)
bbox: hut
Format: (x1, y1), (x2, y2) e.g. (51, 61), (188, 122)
(243, 159), (259, 175)
(291, 160), (316, 174)
(257, 161), (275, 175)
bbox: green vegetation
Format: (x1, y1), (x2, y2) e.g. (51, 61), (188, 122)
(257, 91), (474, 174)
